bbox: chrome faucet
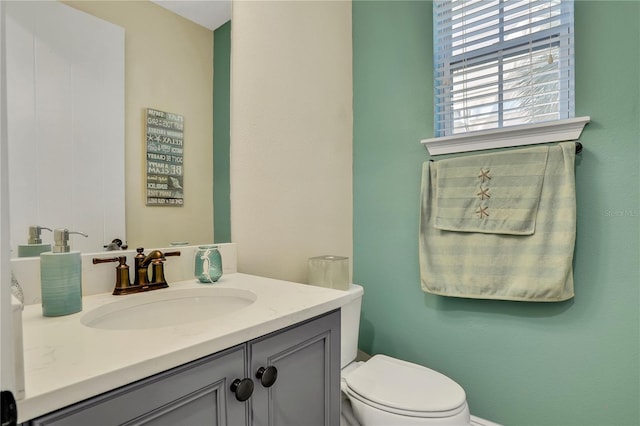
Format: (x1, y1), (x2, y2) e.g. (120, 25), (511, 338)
(93, 248), (181, 295)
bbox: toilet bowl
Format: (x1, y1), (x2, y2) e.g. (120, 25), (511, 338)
(339, 284), (499, 426)
(342, 355), (470, 425)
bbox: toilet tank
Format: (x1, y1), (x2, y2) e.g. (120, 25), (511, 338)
(340, 283), (364, 368)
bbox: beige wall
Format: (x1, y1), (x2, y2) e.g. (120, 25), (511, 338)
(231, 0), (353, 283)
(65, 1), (214, 249)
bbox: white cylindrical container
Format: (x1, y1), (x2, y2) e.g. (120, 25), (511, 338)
(308, 255), (349, 290)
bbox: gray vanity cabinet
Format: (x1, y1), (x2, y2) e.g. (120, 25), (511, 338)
(28, 345), (248, 426)
(249, 309), (341, 426)
(27, 310), (340, 426)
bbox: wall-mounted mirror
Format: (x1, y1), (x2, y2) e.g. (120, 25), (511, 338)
(5, 1), (125, 256)
(6, 0), (229, 256)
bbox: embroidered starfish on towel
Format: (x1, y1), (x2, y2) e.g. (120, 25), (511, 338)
(477, 187), (491, 200)
(476, 205), (489, 219)
(478, 168), (491, 183)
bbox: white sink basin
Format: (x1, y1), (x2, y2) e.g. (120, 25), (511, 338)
(81, 287), (257, 330)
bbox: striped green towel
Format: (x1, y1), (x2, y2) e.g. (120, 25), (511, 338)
(419, 142), (576, 302)
(434, 146), (549, 235)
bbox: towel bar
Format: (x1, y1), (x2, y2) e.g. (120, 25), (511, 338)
(429, 142), (583, 161)
(575, 142), (583, 154)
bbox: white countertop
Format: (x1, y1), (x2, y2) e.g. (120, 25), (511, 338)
(17, 273), (355, 423)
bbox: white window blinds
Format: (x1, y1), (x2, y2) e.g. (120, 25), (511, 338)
(433, 0), (575, 137)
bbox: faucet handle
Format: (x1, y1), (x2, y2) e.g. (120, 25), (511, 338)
(92, 256), (120, 264)
(93, 256), (131, 294)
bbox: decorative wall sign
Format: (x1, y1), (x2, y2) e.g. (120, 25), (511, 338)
(145, 108), (184, 206)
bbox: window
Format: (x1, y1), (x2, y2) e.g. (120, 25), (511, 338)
(433, 0), (575, 137)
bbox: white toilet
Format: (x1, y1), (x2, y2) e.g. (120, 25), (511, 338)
(340, 284), (500, 426)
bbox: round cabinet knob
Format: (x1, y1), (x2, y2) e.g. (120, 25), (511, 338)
(256, 366), (278, 388)
(230, 378), (254, 402)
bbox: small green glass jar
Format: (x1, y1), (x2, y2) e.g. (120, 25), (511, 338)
(194, 245), (223, 283)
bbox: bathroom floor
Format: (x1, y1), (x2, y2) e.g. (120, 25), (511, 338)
(470, 415), (502, 426)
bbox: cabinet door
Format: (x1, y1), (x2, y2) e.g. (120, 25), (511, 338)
(249, 310), (340, 426)
(30, 346), (249, 426)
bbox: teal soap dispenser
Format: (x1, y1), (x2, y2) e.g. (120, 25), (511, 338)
(40, 228), (88, 317)
(18, 225), (52, 257)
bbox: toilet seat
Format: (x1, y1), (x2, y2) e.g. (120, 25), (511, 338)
(343, 355), (468, 419)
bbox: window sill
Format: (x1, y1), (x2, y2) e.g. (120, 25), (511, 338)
(421, 116), (590, 156)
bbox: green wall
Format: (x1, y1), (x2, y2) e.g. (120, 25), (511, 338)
(353, 1), (639, 425)
(213, 21), (231, 243)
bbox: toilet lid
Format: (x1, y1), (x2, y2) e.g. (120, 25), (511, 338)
(344, 355), (467, 415)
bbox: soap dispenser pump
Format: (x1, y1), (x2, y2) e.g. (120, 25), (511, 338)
(39, 229), (88, 317)
(17, 225), (52, 257)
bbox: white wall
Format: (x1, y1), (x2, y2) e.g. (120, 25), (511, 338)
(230, 0), (353, 283)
